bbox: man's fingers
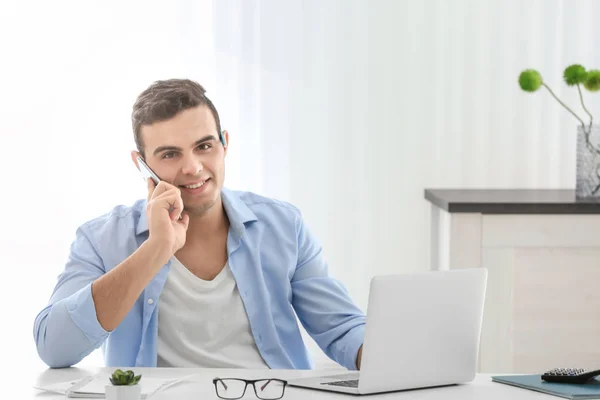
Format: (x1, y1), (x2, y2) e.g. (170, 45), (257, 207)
(178, 213), (190, 230)
(148, 180), (179, 201)
(153, 188), (183, 209)
(150, 191), (184, 217)
(169, 206), (181, 221)
(168, 194), (185, 221)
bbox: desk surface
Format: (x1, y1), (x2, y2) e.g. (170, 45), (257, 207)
(31, 367), (554, 400)
(425, 188), (600, 214)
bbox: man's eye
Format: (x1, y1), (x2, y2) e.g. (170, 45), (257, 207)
(197, 144), (212, 151)
(162, 152), (176, 159)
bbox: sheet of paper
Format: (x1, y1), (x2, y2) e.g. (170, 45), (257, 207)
(74, 376), (176, 398)
(34, 373), (198, 399)
(34, 376), (92, 395)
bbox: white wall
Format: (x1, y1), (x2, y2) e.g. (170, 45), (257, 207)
(1, 0), (599, 374)
(213, 0), (600, 313)
(0, 0), (216, 372)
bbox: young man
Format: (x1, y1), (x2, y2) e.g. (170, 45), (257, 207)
(33, 79), (365, 370)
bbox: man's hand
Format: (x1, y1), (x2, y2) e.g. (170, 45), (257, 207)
(90, 178), (189, 332)
(146, 178), (190, 256)
(356, 344), (363, 370)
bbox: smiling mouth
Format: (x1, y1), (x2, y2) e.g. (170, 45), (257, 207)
(179, 178), (210, 190)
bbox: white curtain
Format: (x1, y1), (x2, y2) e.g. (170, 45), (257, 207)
(213, 0), (600, 308)
(212, 0), (600, 365)
(2, 0), (600, 373)
(0, 0), (217, 371)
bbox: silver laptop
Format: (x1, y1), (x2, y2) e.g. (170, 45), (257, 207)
(289, 268), (488, 395)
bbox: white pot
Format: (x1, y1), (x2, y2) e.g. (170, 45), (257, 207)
(105, 384), (142, 400)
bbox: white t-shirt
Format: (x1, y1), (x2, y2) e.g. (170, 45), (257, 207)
(156, 257), (268, 368)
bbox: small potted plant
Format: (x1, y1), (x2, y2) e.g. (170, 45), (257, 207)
(105, 369), (142, 400)
(518, 65), (600, 197)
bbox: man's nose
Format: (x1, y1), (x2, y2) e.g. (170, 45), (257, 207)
(181, 156), (204, 175)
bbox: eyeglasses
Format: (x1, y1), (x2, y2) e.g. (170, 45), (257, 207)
(212, 378), (288, 400)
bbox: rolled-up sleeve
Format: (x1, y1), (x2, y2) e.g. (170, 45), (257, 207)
(291, 216), (366, 370)
(33, 226), (109, 368)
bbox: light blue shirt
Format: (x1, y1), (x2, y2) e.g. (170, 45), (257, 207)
(34, 188), (365, 370)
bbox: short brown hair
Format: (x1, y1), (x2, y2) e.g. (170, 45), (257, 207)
(131, 79), (222, 156)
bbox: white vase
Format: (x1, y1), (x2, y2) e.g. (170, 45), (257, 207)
(575, 124), (600, 198)
(105, 385), (142, 400)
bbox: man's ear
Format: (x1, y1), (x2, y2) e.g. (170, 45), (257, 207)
(222, 130), (229, 155)
(131, 150), (142, 170)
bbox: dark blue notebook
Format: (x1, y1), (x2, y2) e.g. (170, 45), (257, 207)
(492, 375), (600, 399)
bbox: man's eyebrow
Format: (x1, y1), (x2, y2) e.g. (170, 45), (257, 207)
(153, 135), (218, 156)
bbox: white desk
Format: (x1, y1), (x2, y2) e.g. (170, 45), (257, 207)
(31, 367), (553, 400)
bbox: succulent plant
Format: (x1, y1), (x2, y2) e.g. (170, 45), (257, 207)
(109, 369), (142, 386)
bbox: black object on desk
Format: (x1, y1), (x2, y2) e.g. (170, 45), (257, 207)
(542, 368), (600, 384)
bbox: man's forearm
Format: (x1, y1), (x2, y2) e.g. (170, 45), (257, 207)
(92, 240), (171, 331)
(356, 344), (363, 370)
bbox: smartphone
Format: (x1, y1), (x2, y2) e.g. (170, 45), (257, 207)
(136, 156), (161, 184)
(137, 156), (182, 219)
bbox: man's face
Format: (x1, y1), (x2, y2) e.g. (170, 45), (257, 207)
(132, 105), (228, 216)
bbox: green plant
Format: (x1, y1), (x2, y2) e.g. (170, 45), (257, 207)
(518, 64), (599, 131)
(109, 369), (142, 386)
(584, 70), (600, 92)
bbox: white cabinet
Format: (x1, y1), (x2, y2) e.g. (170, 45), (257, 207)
(427, 189), (600, 373)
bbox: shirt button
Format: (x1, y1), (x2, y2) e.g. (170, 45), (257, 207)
(147, 299), (154, 305)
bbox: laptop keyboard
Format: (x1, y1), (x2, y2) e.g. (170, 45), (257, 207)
(321, 379), (359, 388)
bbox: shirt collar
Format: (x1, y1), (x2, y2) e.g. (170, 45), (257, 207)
(135, 187), (257, 236)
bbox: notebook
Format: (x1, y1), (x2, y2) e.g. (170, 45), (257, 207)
(34, 373), (195, 398)
(492, 375), (600, 400)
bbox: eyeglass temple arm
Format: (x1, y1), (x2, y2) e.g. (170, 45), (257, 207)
(214, 378), (229, 390)
(259, 379), (273, 391)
